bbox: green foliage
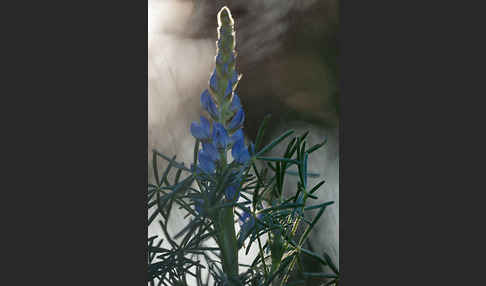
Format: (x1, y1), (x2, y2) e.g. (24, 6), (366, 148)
(148, 6), (338, 286)
(148, 122), (338, 285)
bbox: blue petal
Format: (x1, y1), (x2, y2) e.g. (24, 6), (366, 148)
(212, 123), (229, 149)
(228, 108), (245, 130)
(239, 211), (255, 231)
(208, 101), (219, 119)
(191, 123), (207, 140)
(202, 142), (220, 162)
(231, 129), (244, 144)
(200, 116), (211, 132)
(190, 116), (211, 140)
(224, 184), (239, 201)
(239, 211), (251, 226)
(232, 136), (250, 164)
(232, 135), (244, 155)
(236, 148), (250, 164)
(200, 90), (219, 118)
(198, 149), (215, 174)
(231, 93), (242, 111)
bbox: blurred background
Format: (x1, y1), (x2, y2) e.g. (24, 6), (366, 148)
(148, 0), (339, 284)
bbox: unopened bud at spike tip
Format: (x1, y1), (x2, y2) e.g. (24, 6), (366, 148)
(217, 6), (234, 27)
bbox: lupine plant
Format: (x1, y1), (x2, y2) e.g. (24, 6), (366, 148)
(148, 6), (339, 286)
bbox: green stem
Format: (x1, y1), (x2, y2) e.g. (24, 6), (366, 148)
(218, 206), (239, 283)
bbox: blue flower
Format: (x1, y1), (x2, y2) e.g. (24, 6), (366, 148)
(202, 142), (220, 162)
(224, 184), (239, 201)
(210, 70), (218, 91)
(190, 116), (211, 140)
(230, 129), (244, 144)
(230, 93), (241, 112)
(232, 135), (250, 164)
(198, 149), (216, 174)
(237, 210), (255, 248)
(239, 211), (255, 231)
(212, 122), (229, 149)
(228, 108), (245, 130)
(200, 89), (219, 119)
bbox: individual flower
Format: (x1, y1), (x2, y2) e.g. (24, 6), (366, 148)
(200, 89), (219, 119)
(237, 210), (255, 248)
(190, 116), (211, 140)
(228, 108), (245, 130)
(232, 134), (250, 164)
(230, 129), (244, 145)
(210, 69), (218, 91)
(212, 122), (229, 149)
(202, 142), (220, 162)
(198, 148), (216, 174)
(224, 184), (239, 201)
(230, 93), (241, 112)
(239, 211), (255, 232)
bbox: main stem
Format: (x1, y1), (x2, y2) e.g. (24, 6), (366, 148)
(218, 205), (239, 281)
(216, 123), (239, 284)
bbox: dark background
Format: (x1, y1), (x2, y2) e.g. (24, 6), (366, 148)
(2, 0), (484, 285)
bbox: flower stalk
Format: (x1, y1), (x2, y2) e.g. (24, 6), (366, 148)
(190, 6), (249, 284)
